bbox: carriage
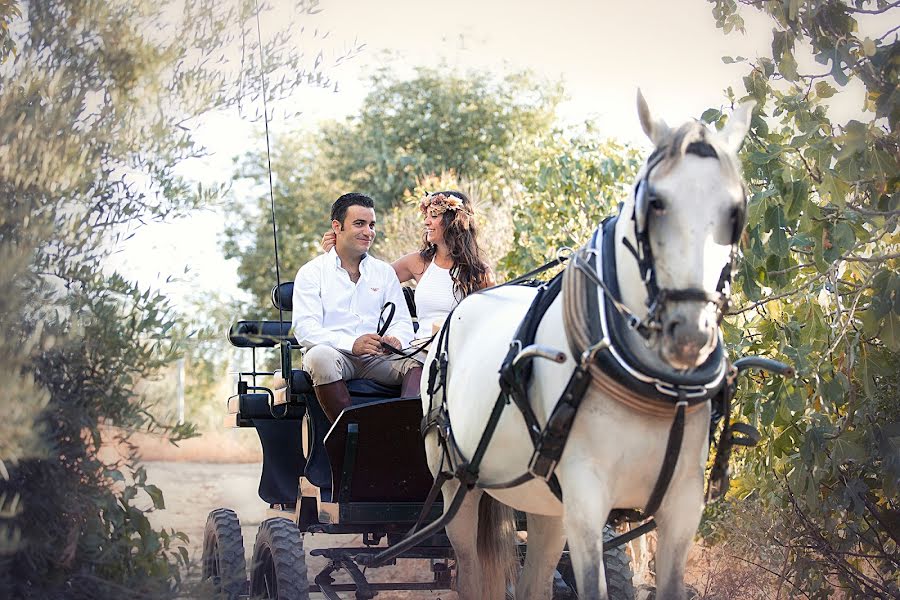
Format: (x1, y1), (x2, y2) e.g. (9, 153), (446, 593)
(203, 282), (636, 599)
(202, 95), (796, 600)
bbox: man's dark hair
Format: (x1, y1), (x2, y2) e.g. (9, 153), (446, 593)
(331, 193), (374, 225)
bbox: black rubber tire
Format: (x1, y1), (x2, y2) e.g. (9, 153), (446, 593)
(249, 517), (309, 600)
(201, 508), (247, 600)
(555, 525), (635, 600)
(602, 525), (635, 600)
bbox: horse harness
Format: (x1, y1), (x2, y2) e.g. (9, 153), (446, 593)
(416, 140), (751, 544)
(363, 143), (762, 567)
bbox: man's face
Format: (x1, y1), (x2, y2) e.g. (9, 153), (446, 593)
(333, 204), (376, 257)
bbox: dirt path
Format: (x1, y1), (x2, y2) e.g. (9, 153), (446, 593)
(145, 461), (455, 599)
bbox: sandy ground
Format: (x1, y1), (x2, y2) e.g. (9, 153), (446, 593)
(144, 460), (455, 600)
(133, 432), (767, 599)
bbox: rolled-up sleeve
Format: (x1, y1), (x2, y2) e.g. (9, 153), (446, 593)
(291, 263), (356, 351)
(382, 270), (414, 347)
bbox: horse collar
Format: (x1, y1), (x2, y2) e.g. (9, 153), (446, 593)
(562, 219), (728, 408)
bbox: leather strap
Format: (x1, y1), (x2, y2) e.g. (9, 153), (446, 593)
(642, 400), (688, 516)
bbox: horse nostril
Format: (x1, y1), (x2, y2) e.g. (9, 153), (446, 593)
(666, 318), (681, 338)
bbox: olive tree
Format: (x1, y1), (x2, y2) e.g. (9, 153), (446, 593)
(0, 0), (351, 596)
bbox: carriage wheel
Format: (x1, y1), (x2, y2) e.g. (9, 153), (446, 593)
(249, 517), (309, 600)
(201, 508), (247, 600)
(555, 524), (635, 600)
(602, 525), (635, 600)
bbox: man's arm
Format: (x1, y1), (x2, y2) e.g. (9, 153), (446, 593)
(291, 263), (357, 351)
(381, 270), (414, 347)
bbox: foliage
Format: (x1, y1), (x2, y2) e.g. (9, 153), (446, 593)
(0, 0), (344, 596)
(376, 171), (517, 280)
(222, 67), (564, 307)
(499, 129), (641, 275)
(704, 1), (899, 597)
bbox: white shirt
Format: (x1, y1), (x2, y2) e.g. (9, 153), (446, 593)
(291, 249), (414, 352)
(414, 260), (460, 339)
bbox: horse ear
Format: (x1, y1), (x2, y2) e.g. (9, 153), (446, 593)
(720, 100), (756, 153)
(637, 89), (670, 146)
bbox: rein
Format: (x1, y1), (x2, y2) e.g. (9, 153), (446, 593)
(376, 301), (434, 360)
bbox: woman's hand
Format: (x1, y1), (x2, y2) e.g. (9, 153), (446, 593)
(321, 230), (336, 252)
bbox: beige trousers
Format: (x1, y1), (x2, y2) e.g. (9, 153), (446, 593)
(303, 345), (420, 387)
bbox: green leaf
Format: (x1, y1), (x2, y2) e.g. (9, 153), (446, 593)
(779, 51), (798, 81)
(823, 222), (856, 263)
(815, 81), (837, 99)
(144, 484), (166, 510)
(881, 313), (900, 352)
(701, 108), (722, 124)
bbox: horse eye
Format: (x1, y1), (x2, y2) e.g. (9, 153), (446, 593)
(648, 193), (666, 213)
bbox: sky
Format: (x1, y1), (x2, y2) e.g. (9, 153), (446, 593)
(105, 0), (865, 312)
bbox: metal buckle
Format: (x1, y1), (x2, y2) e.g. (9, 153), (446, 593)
(527, 452), (558, 482)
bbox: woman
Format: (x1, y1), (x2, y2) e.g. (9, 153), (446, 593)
(322, 190), (494, 393)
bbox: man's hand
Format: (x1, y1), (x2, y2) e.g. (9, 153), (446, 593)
(352, 333), (383, 356)
(381, 335), (401, 353)
(321, 231), (336, 253)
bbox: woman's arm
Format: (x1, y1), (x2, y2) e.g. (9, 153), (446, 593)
(481, 266), (497, 289)
(392, 252), (427, 284)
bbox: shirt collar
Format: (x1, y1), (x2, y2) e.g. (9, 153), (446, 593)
(328, 247), (370, 274)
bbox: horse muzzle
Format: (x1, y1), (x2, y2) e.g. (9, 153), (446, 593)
(658, 304), (718, 370)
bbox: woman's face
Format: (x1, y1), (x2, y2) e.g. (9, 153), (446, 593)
(424, 211), (446, 245)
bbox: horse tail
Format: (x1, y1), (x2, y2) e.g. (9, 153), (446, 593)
(476, 492), (518, 591)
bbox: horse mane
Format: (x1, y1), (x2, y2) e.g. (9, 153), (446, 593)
(654, 120), (741, 180)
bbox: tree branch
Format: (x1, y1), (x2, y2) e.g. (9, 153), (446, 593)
(847, 0), (900, 14)
(731, 271), (830, 315)
(726, 553), (811, 600)
(877, 23), (900, 41)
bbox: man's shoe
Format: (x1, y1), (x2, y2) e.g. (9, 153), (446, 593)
(314, 380), (352, 422)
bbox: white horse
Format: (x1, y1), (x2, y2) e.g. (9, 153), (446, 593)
(420, 91), (754, 600)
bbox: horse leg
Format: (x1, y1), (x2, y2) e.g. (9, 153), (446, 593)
(562, 475), (613, 600)
(443, 483), (486, 600)
(422, 431), (485, 600)
(652, 475), (704, 600)
(516, 513), (566, 600)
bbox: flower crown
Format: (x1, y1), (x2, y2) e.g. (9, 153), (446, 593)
(419, 192), (467, 217)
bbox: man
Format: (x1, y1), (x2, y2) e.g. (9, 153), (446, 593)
(291, 193), (419, 422)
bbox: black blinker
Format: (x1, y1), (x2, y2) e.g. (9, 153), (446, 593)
(730, 205), (746, 245)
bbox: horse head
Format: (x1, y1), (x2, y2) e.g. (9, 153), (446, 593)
(618, 91), (755, 371)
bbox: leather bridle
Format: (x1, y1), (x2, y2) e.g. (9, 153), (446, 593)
(621, 143), (747, 340)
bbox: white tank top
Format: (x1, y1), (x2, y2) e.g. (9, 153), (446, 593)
(414, 260), (459, 339)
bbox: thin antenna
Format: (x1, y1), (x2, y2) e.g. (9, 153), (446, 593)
(254, 0), (285, 326)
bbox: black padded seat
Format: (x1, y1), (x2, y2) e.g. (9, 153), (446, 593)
(231, 393), (305, 419)
(288, 370), (397, 397)
(229, 320), (298, 348)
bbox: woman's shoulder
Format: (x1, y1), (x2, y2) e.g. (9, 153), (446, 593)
(393, 252), (428, 282)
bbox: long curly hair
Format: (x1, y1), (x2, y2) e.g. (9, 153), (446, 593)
(418, 190), (491, 298)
